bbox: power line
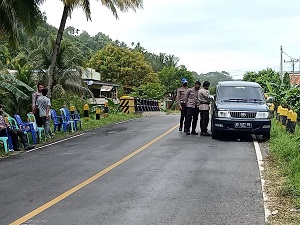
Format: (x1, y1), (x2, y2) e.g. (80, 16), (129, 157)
(282, 51), (297, 60)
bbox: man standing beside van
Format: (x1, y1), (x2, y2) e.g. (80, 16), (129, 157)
(176, 78), (188, 131)
(184, 81), (201, 135)
(199, 81), (211, 136)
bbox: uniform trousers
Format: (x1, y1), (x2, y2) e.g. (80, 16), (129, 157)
(179, 103), (187, 129)
(34, 108), (43, 127)
(199, 110), (210, 133)
(184, 107), (199, 132)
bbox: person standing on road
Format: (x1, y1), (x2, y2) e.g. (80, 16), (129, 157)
(184, 81), (201, 135)
(32, 82), (44, 127)
(199, 81), (212, 136)
(176, 78), (188, 131)
(35, 88), (54, 139)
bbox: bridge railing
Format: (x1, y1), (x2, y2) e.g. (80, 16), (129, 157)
(120, 96), (161, 114)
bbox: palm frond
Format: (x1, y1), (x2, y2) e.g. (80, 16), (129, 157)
(11, 0), (44, 34)
(0, 76), (30, 100)
(0, 72), (34, 92)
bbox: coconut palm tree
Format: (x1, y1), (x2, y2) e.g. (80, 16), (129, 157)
(0, 0), (44, 47)
(47, 0), (144, 99)
(28, 36), (92, 98)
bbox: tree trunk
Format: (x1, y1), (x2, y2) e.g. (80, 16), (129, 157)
(47, 5), (69, 100)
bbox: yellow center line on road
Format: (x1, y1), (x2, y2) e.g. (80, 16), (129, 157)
(10, 124), (179, 225)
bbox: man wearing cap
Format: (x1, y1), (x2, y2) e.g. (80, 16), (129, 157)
(198, 81), (212, 136)
(176, 78), (188, 131)
(0, 104), (35, 151)
(184, 81), (201, 135)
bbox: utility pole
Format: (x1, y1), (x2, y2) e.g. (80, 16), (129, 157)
(284, 58), (299, 77)
(280, 46), (283, 81)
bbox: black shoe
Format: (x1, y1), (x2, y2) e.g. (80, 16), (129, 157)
(200, 132), (211, 136)
(179, 127), (182, 131)
(186, 132), (191, 135)
(191, 132), (198, 135)
(25, 145), (35, 151)
(13, 149), (20, 151)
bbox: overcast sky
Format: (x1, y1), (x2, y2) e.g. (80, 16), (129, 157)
(40, 0), (300, 79)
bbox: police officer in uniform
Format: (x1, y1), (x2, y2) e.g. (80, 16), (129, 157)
(176, 78), (188, 131)
(184, 81), (201, 135)
(198, 81), (212, 136)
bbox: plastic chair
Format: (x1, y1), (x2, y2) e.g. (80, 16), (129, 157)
(7, 117), (26, 148)
(0, 128), (13, 153)
(61, 108), (81, 131)
(67, 108), (82, 130)
(27, 113), (46, 142)
(59, 108), (75, 132)
(51, 109), (68, 132)
(14, 114), (37, 144)
(0, 136), (9, 153)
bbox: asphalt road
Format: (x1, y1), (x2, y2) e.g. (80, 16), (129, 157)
(0, 115), (265, 225)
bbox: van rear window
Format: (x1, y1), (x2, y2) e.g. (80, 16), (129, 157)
(217, 86), (264, 101)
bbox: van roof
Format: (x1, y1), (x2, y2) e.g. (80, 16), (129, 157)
(217, 81), (261, 87)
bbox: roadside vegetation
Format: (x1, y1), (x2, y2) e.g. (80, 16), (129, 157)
(265, 120), (300, 224)
(243, 68), (300, 224)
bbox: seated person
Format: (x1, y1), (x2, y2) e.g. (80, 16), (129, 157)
(0, 104), (35, 151)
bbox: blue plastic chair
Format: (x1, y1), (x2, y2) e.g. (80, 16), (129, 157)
(14, 114), (37, 144)
(59, 108), (75, 132)
(0, 128), (13, 153)
(51, 109), (68, 132)
(61, 108), (81, 131)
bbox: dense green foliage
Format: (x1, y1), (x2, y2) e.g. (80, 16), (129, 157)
(196, 71), (234, 87)
(87, 44), (158, 86)
(243, 68), (300, 117)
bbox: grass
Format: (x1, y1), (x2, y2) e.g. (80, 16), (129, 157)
(265, 119), (300, 224)
(0, 112), (141, 158)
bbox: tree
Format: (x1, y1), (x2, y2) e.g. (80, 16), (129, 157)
(27, 36), (91, 98)
(0, 0), (44, 47)
(47, 0), (143, 99)
(243, 68), (281, 92)
(0, 70), (34, 115)
(197, 71), (234, 87)
(88, 44), (157, 87)
(158, 65), (195, 108)
(130, 82), (165, 100)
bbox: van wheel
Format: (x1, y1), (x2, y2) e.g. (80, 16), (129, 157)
(211, 119), (219, 139)
(263, 132), (270, 141)
(211, 130), (219, 139)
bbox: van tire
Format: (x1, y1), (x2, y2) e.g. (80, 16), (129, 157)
(263, 132), (270, 141)
(212, 131), (219, 139)
(211, 120), (219, 139)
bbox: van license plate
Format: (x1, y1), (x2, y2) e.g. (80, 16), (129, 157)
(234, 122), (252, 128)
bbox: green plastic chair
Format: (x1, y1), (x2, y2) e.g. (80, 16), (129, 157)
(0, 136), (9, 153)
(27, 113), (46, 142)
(7, 117), (30, 144)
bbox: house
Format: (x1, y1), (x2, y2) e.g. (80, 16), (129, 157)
(82, 68), (119, 105)
(289, 72), (300, 86)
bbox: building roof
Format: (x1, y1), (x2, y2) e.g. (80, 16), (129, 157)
(290, 74), (300, 85)
(82, 79), (119, 87)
